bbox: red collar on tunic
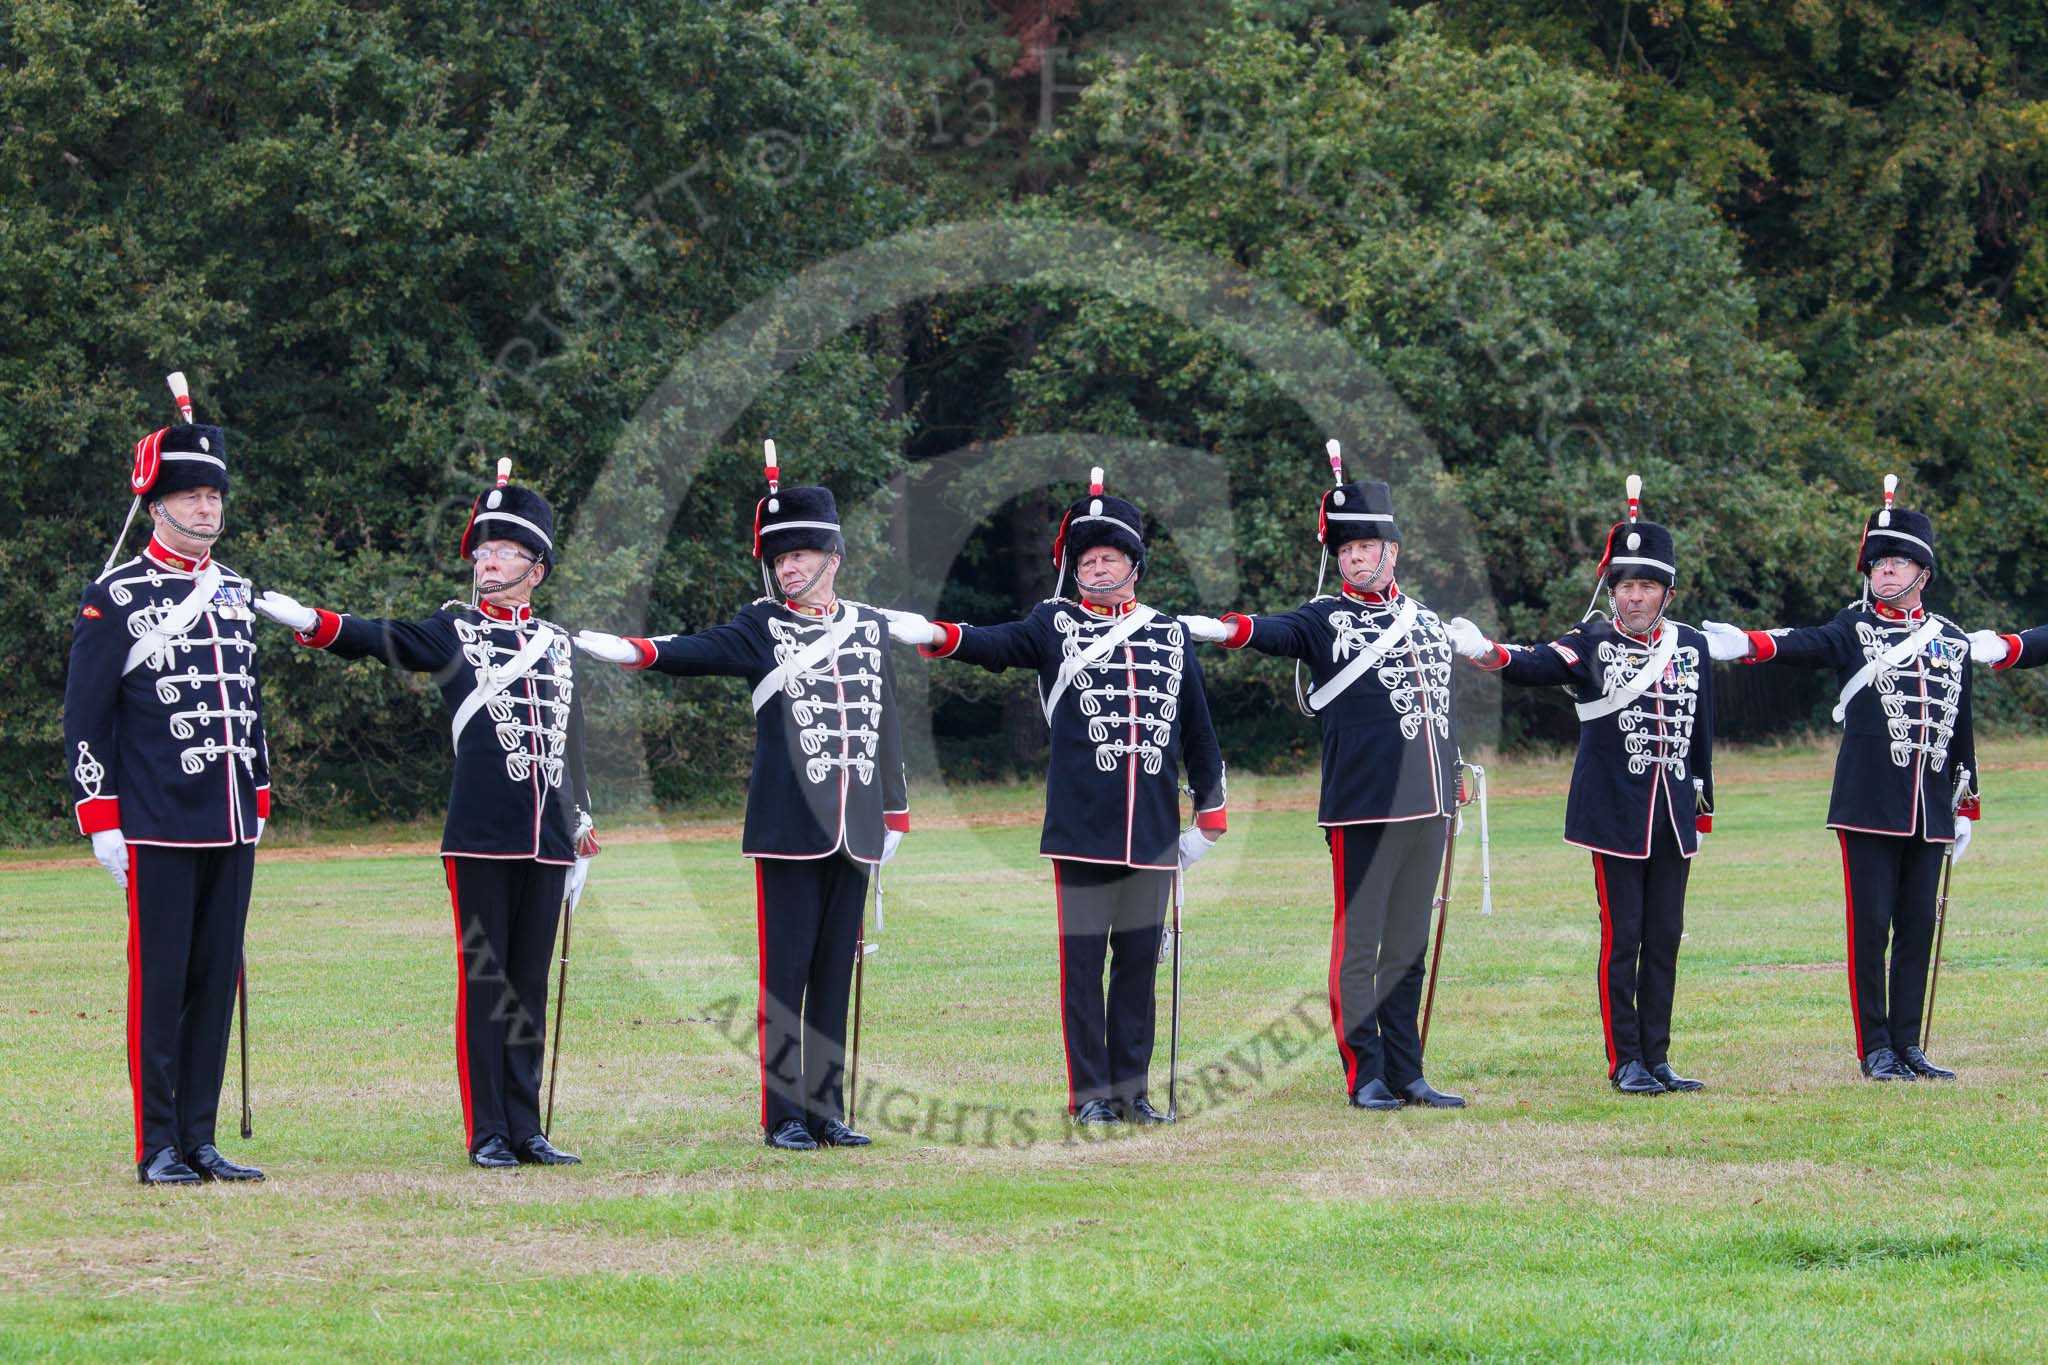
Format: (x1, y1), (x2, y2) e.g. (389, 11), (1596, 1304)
(143, 536), (210, 574)
(1341, 581), (1399, 605)
(479, 599), (534, 623)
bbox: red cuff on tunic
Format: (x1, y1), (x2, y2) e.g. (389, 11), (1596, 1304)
(1471, 643), (1510, 672)
(625, 638), (657, 669)
(1220, 613), (1255, 649)
(883, 811), (910, 833)
(1957, 798), (1981, 821)
(919, 622), (963, 658)
(1742, 630), (1777, 663)
(256, 788), (272, 820)
(77, 797), (121, 836)
(295, 608), (343, 649)
(1696, 814), (1712, 834)
(1993, 634), (2023, 670)
(1195, 807), (1227, 834)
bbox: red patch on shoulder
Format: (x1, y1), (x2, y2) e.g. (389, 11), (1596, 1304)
(81, 605), (101, 619)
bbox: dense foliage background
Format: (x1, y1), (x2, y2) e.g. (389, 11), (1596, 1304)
(6, 0), (2047, 840)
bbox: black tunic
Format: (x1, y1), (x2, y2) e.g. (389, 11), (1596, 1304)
(64, 539), (273, 846)
(295, 599), (593, 864)
(924, 598), (1227, 868)
(1483, 618), (1715, 859)
(1739, 604), (1977, 839)
(1217, 585), (1458, 825)
(630, 598), (909, 861)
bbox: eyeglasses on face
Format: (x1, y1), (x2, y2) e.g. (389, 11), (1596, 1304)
(470, 546), (536, 565)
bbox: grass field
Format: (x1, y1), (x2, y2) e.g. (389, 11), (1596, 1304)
(4, 739), (2048, 1361)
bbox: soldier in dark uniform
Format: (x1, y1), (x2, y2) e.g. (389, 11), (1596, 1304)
(1447, 477), (1718, 1096)
(65, 374), (271, 1184)
(884, 467), (1228, 1125)
(574, 445), (909, 1151)
(1181, 459), (1465, 1111)
(1702, 475), (1979, 1082)
(254, 459), (597, 1166)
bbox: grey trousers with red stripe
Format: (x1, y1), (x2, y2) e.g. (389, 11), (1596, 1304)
(1835, 829), (1945, 1058)
(1589, 811), (1691, 1078)
(443, 856), (565, 1153)
(126, 843), (255, 1163)
(1326, 818), (1446, 1096)
(755, 852), (869, 1132)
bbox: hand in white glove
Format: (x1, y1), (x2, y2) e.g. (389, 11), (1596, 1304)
(1177, 827), (1217, 870)
(573, 630), (642, 665)
(1967, 630), (2013, 667)
(255, 816), (266, 846)
(1445, 616), (1496, 662)
(565, 856), (591, 910)
(878, 608), (940, 647)
(253, 590), (318, 632)
(1177, 614), (1233, 644)
(881, 828), (904, 864)
(1950, 815), (1972, 863)
(91, 828), (128, 890)
(1701, 621), (1754, 662)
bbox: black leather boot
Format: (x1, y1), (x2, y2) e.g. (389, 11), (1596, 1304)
(810, 1118), (872, 1147)
(1072, 1098), (1122, 1125)
(1349, 1078), (1402, 1110)
(1122, 1096), (1172, 1124)
(1401, 1078), (1466, 1108)
(764, 1118), (819, 1150)
(1611, 1060), (1665, 1095)
(137, 1147), (201, 1186)
(1650, 1063), (1705, 1093)
(515, 1134), (581, 1165)
(469, 1135), (520, 1168)
(1898, 1045), (1955, 1081)
(187, 1144), (265, 1181)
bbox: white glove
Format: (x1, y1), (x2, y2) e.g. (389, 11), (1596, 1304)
(878, 608), (939, 647)
(253, 590), (318, 632)
(1950, 815), (1972, 863)
(565, 856), (591, 910)
(1177, 828), (1216, 870)
(881, 828), (904, 864)
(255, 816), (266, 846)
(1967, 630), (2012, 666)
(1445, 616), (1495, 661)
(573, 630), (642, 665)
(1178, 614), (1233, 644)
(1701, 621), (1754, 662)
(91, 829), (128, 890)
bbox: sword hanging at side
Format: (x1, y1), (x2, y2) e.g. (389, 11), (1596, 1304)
(1923, 766), (1973, 1052)
(849, 864), (881, 1125)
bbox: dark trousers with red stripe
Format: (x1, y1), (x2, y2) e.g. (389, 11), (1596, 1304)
(1052, 860), (1172, 1112)
(1836, 829), (1946, 1059)
(756, 852), (869, 1132)
(443, 856), (565, 1153)
(126, 843), (255, 1164)
(1326, 819), (1446, 1097)
(1589, 810), (1691, 1078)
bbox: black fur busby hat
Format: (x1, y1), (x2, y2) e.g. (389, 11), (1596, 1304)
(1855, 473), (1935, 574)
(128, 373), (228, 501)
(750, 439), (844, 561)
(458, 458), (556, 568)
(1595, 474), (1677, 588)
(1314, 441), (1401, 551)
(1050, 466), (1146, 583)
